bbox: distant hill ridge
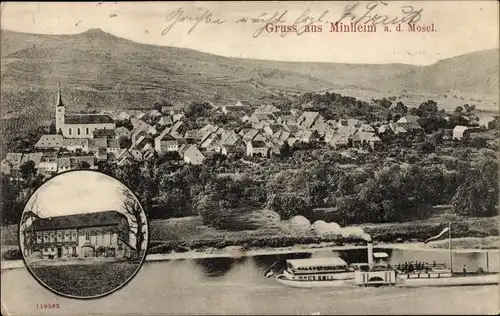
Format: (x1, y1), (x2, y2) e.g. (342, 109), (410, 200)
(1, 28), (498, 118)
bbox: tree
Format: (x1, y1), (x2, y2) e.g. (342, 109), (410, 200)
(49, 122), (57, 134)
(279, 142), (292, 158)
(77, 160), (90, 169)
(152, 102), (163, 112)
(184, 102), (212, 118)
(393, 102), (408, 115)
(119, 189), (147, 259)
(116, 119), (134, 131)
(267, 193), (311, 220)
(0, 174), (23, 225)
(455, 106), (463, 113)
(21, 193), (42, 256)
(19, 160), (36, 180)
(119, 136), (132, 149)
(420, 140), (436, 153)
(452, 158), (498, 217)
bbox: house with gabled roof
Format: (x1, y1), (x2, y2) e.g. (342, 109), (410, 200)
(310, 122), (330, 136)
(172, 113), (185, 123)
(296, 130), (316, 143)
(255, 104), (280, 114)
(38, 153), (58, 175)
(88, 138), (107, 154)
(131, 118), (150, 131)
(179, 145), (205, 165)
(184, 129), (202, 143)
(154, 128), (174, 153)
(243, 129), (266, 142)
(106, 139), (121, 155)
(236, 100), (252, 107)
(1, 153), (24, 176)
(274, 129), (291, 142)
(29, 210), (131, 259)
(171, 121), (188, 136)
(389, 123), (407, 135)
(350, 131), (382, 149)
(20, 153), (43, 170)
(63, 138), (89, 153)
(264, 124), (282, 136)
(220, 130), (241, 145)
(328, 134), (350, 149)
(117, 111), (131, 121)
(453, 125), (470, 140)
(277, 115), (297, 126)
(337, 125), (358, 137)
(359, 124), (375, 132)
(158, 115), (173, 126)
(200, 132), (220, 149)
(35, 135), (64, 150)
(92, 128), (115, 140)
(248, 112), (276, 125)
(396, 115), (423, 133)
(115, 126), (131, 140)
(57, 156), (96, 173)
(246, 140), (269, 157)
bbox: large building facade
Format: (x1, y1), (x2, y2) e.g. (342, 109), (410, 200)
(55, 84), (115, 138)
(28, 210), (131, 259)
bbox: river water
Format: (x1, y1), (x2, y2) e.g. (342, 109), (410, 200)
(1, 248), (499, 315)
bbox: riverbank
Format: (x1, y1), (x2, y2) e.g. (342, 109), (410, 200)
(3, 238), (499, 271)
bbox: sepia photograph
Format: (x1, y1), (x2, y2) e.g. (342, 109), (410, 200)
(19, 170), (148, 298)
(0, 0), (498, 314)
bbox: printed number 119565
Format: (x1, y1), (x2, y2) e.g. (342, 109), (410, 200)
(37, 304), (60, 309)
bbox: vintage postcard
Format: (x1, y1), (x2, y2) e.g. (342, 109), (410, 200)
(0, 1), (499, 315)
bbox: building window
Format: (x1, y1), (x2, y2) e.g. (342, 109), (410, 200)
(57, 232), (62, 241)
(72, 232), (77, 241)
(44, 234), (48, 242)
(77, 128), (81, 135)
(85, 232), (90, 241)
(65, 232), (69, 241)
(69, 128), (72, 135)
(50, 233), (55, 242)
(58, 108), (62, 112)
(86, 128), (89, 135)
(44, 248), (48, 252)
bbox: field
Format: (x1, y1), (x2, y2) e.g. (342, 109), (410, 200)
(29, 262), (141, 297)
(3, 213), (498, 260)
(147, 214), (499, 253)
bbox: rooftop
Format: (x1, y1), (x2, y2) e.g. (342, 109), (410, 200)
(287, 257), (348, 269)
(31, 210), (127, 231)
(65, 114), (114, 125)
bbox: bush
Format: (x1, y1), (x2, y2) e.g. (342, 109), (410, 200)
(2, 249), (22, 260)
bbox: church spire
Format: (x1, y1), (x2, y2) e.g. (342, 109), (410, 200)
(56, 82), (64, 107)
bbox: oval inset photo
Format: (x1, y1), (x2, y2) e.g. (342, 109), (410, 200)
(19, 170), (149, 299)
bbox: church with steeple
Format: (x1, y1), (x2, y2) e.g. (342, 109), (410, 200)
(55, 83), (115, 139)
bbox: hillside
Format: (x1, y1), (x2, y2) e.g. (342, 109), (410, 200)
(1, 28), (499, 120)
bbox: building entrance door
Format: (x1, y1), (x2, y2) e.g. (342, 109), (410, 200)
(57, 247), (62, 258)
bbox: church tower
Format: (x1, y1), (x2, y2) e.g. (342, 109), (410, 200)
(55, 82), (65, 133)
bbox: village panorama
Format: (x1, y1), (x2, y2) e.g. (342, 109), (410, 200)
(2, 78), (498, 254)
(0, 0), (498, 312)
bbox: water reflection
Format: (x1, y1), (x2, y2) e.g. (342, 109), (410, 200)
(191, 248), (498, 279)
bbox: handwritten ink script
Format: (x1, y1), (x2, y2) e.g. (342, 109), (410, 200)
(161, 1), (425, 38)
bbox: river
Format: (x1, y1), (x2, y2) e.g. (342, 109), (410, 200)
(1, 248), (499, 314)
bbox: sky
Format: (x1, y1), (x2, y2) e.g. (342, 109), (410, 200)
(24, 170), (132, 218)
(21, 171), (147, 251)
(1, 1), (498, 65)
